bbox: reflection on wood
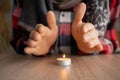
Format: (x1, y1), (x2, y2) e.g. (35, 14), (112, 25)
(0, 47), (120, 80)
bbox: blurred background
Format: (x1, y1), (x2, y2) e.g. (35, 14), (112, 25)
(0, 0), (120, 53)
(0, 0), (13, 53)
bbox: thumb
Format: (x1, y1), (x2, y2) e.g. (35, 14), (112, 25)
(47, 11), (57, 30)
(73, 3), (86, 26)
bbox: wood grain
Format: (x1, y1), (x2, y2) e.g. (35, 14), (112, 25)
(0, 48), (120, 80)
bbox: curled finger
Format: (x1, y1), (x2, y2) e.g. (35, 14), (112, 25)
(29, 30), (42, 41)
(27, 39), (38, 47)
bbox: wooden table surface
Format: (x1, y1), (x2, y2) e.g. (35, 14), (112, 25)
(0, 47), (120, 80)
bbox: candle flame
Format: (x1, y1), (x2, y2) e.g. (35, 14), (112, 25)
(63, 54), (65, 58)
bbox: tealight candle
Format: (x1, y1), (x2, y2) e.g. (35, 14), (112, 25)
(57, 54), (71, 66)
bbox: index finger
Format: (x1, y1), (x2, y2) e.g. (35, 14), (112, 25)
(73, 3), (86, 25)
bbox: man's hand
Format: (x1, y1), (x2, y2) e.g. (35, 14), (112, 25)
(24, 11), (58, 56)
(72, 3), (103, 53)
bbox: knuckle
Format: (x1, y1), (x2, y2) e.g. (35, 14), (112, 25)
(87, 23), (94, 29)
(87, 42), (92, 48)
(29, 40), (36, 47)
(80, 24), (88, 33)
(34, 34), (40, 40)
(86, 42), (93, 49)
(29, 30), (34, 38)
(30, 31), (41, 40)
(36, 24), (42, 28)
(35, 24), (44, 32)
(83, 34), (89, 42)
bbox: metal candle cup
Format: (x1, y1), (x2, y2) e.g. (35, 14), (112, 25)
(57, 54), (71, 66)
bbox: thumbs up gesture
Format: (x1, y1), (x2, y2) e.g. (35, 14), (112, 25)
(72, 3), (103, 53)
(24, 11), (58, 56)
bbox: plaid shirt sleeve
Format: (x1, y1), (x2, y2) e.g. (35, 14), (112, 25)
(99, 0), (120, 54)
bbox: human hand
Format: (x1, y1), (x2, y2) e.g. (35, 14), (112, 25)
(24, 11), (58, 56)
(72, 3), (103, 53)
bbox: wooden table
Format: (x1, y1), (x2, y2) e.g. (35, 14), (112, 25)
(0, 47), (120, 80)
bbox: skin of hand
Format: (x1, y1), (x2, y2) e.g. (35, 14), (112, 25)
(24, 11), (58, 56)
(72, 3), (103, 53)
